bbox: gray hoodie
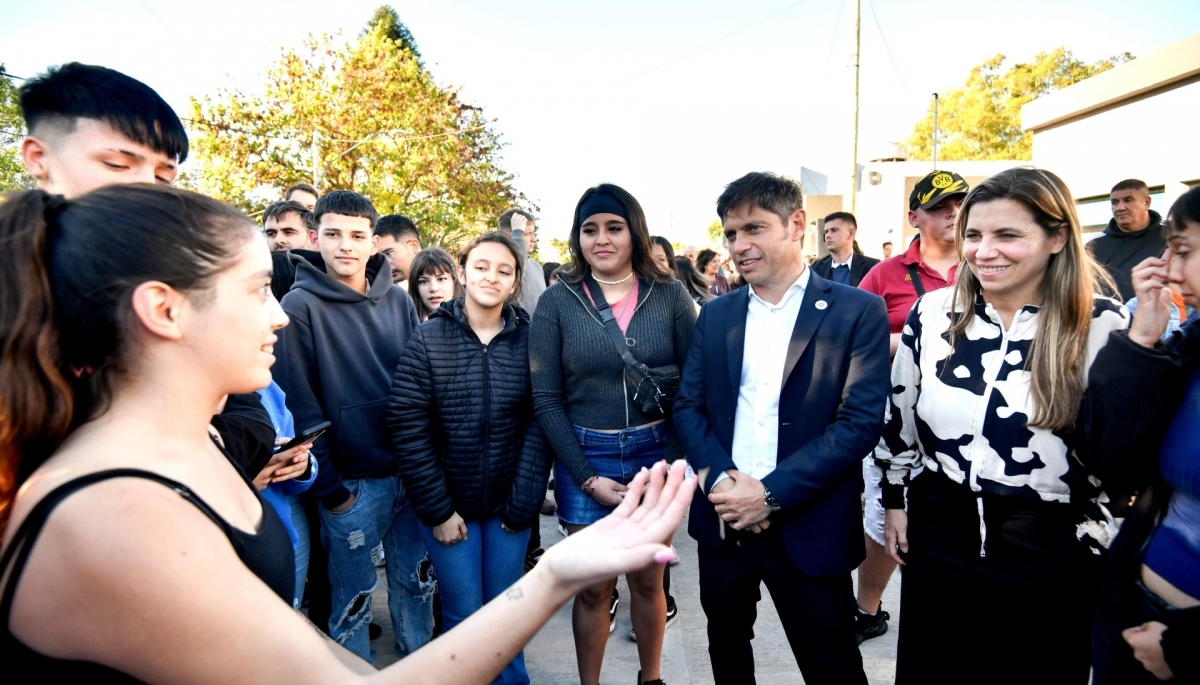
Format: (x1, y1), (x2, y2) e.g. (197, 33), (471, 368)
(272, 250), (420, 507)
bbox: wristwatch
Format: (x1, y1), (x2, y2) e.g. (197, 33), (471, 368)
(763, 487), (782, 513)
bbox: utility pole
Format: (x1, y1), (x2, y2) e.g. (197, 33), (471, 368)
(932, 93), (940, 168)
(311, 129), (321, 188)
(850, 0), (861, 214)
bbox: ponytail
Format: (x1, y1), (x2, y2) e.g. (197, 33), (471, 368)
(0, 191), (74, 533)
(0, 184), (255, 535)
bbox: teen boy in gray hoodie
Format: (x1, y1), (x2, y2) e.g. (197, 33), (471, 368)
(271, 191), (429, 663)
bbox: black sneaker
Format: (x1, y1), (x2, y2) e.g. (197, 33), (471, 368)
(637, 671), (666, 685)
(609, 588), (620, 634)
(629, 594), (679, 642)
(854, 602), (890, 645)
(369, 622), (382, 641)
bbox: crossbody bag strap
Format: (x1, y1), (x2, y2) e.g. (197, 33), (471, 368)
(582, 274), (648, 382)
(905, 262), (927, 297)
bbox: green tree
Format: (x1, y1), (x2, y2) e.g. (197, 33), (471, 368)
(186, 25), (524, 252)
(906, 47), (1132, 161)
(706, 219), (723, 244)
(549, 237), (571, 262)
(0, 66), (32, 191)
(365, 5), (422, 68)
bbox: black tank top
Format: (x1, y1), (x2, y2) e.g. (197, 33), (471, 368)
(0, 468), (295, 683)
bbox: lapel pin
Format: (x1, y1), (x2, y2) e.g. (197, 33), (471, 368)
(815, 300), (828, 310)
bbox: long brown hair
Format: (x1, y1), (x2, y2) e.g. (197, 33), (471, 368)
(0, 186), (253, 534)
(559, 184), (672, 285)
(948, 168), (1116, 431)
(407, 247), (461, 321)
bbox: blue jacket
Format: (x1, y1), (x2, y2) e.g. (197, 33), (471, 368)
(673, 271), (890, 576)
(272, 250), (420, 508)
(257, 381), (317, 547)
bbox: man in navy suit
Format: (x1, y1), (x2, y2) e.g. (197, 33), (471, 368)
(674, 172), (890, 684)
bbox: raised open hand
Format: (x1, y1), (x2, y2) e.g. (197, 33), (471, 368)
(543, 460), (695, 594)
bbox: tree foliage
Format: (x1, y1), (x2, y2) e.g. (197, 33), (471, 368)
(905, 47), (1132, 161)
(706, 219), (723, 244)
(186, 24), (525, 252)
(0, 66), (32, 192)
(365, 5), (422, 68)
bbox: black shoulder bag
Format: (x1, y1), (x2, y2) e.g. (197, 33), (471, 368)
(583, 274), (681, 416)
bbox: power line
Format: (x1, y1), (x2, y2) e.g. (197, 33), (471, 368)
(823, 0), (848, 74)
(138, 0), (177, 41)
(865, 0), (911, 95)
(0, 70), (27, 81)
(643, 0), (812, 74)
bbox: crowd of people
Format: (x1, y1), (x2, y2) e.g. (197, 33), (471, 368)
(0, 61), (1195, 685)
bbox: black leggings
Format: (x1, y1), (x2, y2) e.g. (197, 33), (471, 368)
(894, 471), (1098, 685)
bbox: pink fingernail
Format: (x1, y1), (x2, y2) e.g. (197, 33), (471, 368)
(654, 549), (676, 564)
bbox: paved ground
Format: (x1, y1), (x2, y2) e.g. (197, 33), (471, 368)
(372, 510), (900, 684)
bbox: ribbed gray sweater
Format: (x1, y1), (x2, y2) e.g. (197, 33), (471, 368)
(529, 277), (697, 486)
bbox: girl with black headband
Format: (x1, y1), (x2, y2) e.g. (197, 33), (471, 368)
(529, 184), (697, 685)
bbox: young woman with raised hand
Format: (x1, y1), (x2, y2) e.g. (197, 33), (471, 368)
(530, 184), (697, 685)
(0, 185), (695, 684)
(874, 168), (1129, 684)
(388, 232), (549, 685)
(407, 247), (461, 322)
(1088, 186), (1200, 684)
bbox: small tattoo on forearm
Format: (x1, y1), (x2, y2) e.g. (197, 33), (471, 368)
(506, 586), (524, 601)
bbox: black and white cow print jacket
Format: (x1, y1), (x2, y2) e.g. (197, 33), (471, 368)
(874, 286), (1129, 525)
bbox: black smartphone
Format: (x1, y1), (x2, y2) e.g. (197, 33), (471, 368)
(275, 421), (331, 453)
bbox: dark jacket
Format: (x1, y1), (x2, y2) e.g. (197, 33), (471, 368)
(810, 253), (880, 288)
(530, 277), (697, 487)
(1085, 321), (1200, 679)
(1088, 210), (1167, 302)
(673, 272), (891, 576)
(387, 300), (549, 531)
(272, 249), (420, 508)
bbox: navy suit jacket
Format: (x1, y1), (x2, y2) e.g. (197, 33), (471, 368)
(673, 270), (890, 576)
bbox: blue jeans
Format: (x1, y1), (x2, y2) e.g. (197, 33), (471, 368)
(287, 493), (310, 609)
(320, 476), (435, 662)
(555, 423), (670, 526)
(419, 517), (531, 685)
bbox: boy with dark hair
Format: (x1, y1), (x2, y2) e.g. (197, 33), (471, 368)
(273, 190), (431, 662)
(374, 214), (422, 284)
(285, 182), (320, 211)
(19, 62), (188, 198)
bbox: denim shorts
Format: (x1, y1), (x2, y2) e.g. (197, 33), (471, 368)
(555, 422), (669, 526)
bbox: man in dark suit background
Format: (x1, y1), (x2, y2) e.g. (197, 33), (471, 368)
(674, 173), (890, 685)
(810, 211), (879, 287)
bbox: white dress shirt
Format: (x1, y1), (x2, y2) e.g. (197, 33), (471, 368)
(832, 253), (853, 269)
(712, 267), (810, 490)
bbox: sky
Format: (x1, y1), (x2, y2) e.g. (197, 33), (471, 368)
(3, 0), (1199, 255)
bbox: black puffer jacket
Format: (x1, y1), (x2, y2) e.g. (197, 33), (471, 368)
(388, 299), (549, 531)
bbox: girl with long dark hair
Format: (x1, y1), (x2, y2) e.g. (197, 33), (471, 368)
(407, 247), (461, 322)
(1089, 186), (1200, 683)
(0, 185), (695, 684)
(530, 184), (696, 685)
(389, 232), (549, 685)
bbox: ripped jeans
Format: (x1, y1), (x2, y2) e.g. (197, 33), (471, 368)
(320, 476), (435, 662)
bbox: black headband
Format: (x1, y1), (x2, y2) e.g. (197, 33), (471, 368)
(577, 191), (629, 225)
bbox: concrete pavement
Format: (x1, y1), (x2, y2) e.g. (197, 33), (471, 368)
(373, 511), (900, 684)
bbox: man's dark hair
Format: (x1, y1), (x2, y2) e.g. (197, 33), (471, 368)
(19, 62), (189, 163)
(313, 190), (378, 228)
(375, 214), (420, 243)
(285, 183), (319, 201)
(262, 200), (315, 232)
(497, 208), (535, 234)
(716, 172), (804, 226)
(824, 211), (857, 228)
(1111, 179), (1149, 195)
(882, 241), (893, 248)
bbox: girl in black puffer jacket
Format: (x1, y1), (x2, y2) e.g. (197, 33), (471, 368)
(387, 232), (548, 685)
